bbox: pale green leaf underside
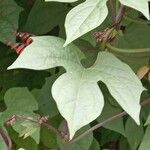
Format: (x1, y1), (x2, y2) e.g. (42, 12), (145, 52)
(8, 36), (84, 72)
(52, 72), (104, 139)
(119, 0), (150, 19)
(64, 0), (108, 46)
(8, 36), (144, 139)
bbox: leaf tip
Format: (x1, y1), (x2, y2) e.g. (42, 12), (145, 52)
(7, 66), (13, 70)
(63, 41), (69, 47)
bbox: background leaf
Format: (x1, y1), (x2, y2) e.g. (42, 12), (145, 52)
(23, 0), (68, 35)
(0, 0), (22, 43)
(125, 118), (144, 150)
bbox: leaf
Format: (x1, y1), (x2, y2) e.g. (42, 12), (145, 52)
(139, 126), (150, 150)
(45, 0), (78, 2)
(145, 114), (150, 126)
(119, 137), (131, 150)
(0, 88), (40, 143)
(97, 98), (125, 136)
(13, 120), (40, 144)
(8, 36), (144, 139)
(125, 118), (144, 150)
(23, 0), (68, 34)
(64, 0), (108, 46)
(0, 88), (39, 125)
(32, 75), (60, 118)
(40, 115), (63, 149)
(6, 126), (38, 150)
(89, 138), (100, 150)
(8, 36), (84, 71)
(119, 0), (150, 19)
(90, 52), (145, 125)
(0, 0), (22, 43)
(57, 124), (93, 150)
(52, 72), (104, 139)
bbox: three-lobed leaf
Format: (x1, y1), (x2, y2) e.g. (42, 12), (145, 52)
(8, 36), (145, 139)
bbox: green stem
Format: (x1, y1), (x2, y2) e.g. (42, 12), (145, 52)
(64, 142), (69, 150)
(115, 0), (119, 15)
(109, 0), (116, 22)
(106, 43), (150, 53)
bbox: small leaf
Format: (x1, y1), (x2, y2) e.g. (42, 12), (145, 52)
(15, 120), (40, 143)
(64, 0), (108, 46)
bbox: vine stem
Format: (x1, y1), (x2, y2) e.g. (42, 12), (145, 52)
(0, 127), (12, 150)
(109, 0), (116, 22)
(106, 43), (150, 53)
(64, 142), (69, 150)
(114, 4), (126, 27)
(69, 98), (150, 144)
